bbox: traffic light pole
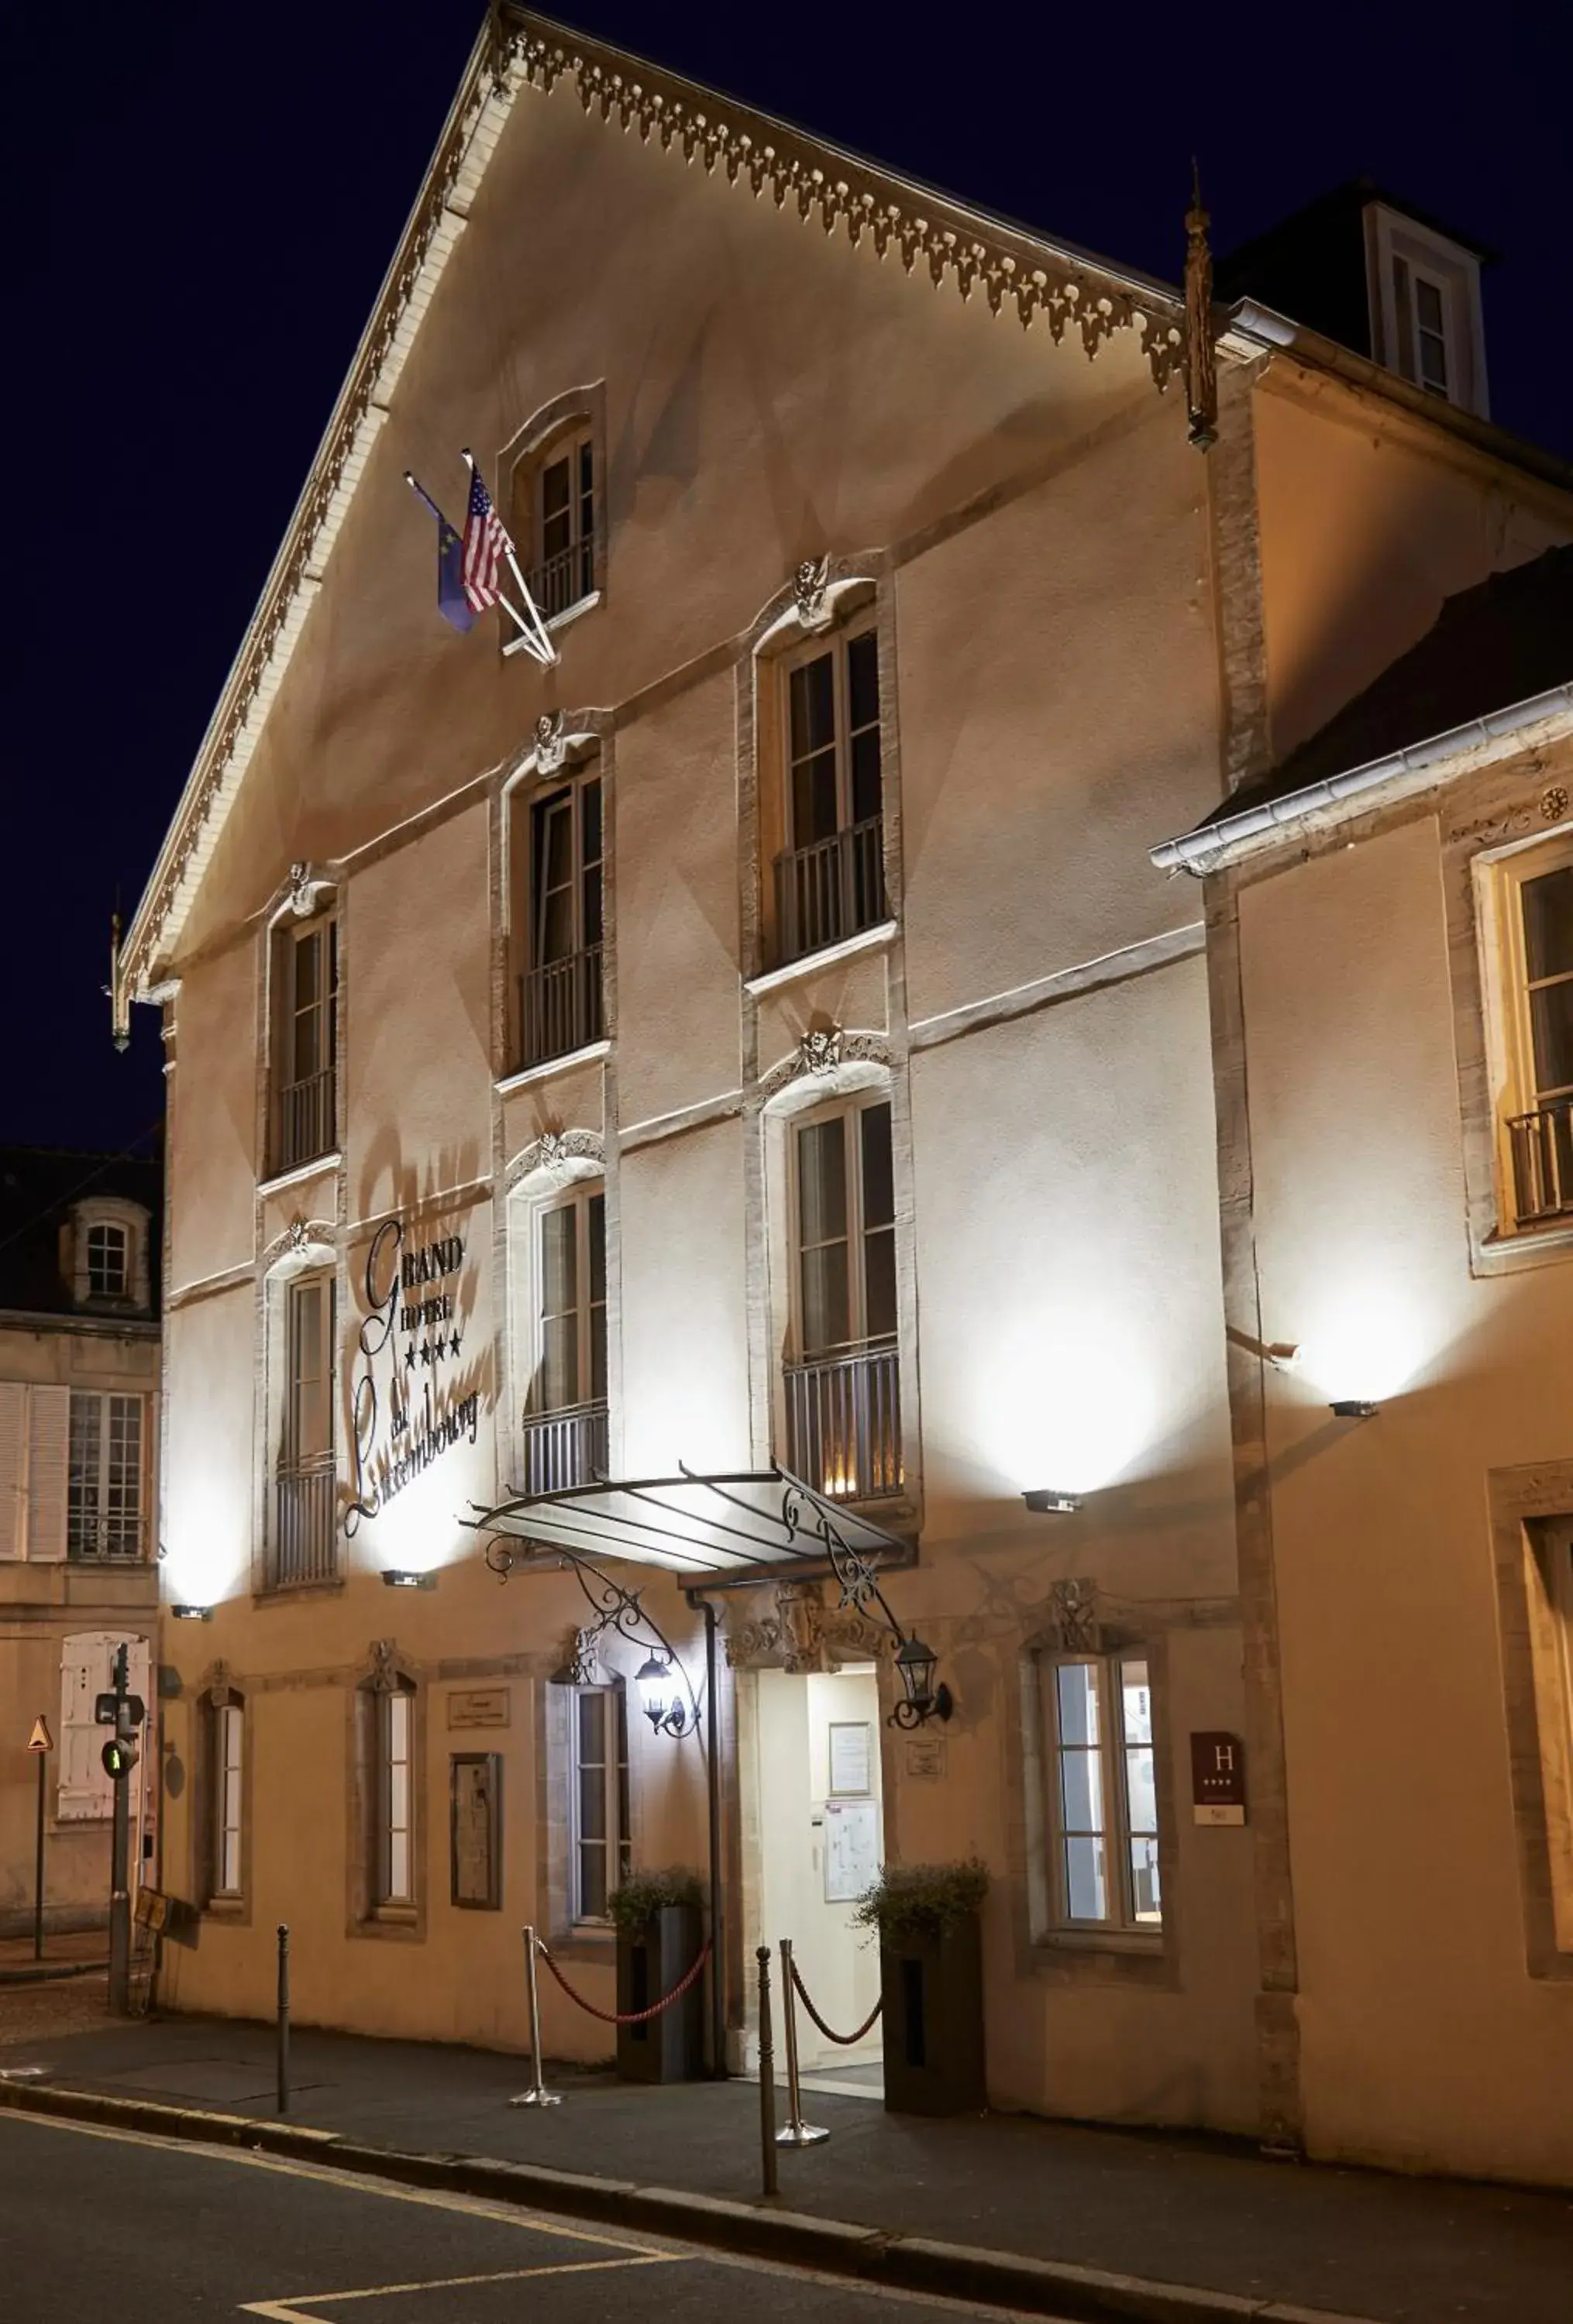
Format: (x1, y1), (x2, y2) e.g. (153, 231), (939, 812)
(108, 1643), (131, 2015)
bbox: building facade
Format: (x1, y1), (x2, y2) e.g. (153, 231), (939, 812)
(0, 1147), (161, 1939)
(119, 11), (1573, 2181)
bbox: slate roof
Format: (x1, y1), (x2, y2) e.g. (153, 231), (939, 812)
(1196, 543), (1573, 834)
(0, 1144), (163, 1321)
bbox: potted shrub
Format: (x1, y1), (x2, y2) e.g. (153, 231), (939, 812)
(608, 1867), (706, 2083)
(853, 1858), (989, 2116)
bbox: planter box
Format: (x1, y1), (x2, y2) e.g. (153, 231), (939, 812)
(615, 1902), (705, 2083)
(879, 1910), (986, 2115)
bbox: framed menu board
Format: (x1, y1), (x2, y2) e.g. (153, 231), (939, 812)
(450, 1753), (502, 1909)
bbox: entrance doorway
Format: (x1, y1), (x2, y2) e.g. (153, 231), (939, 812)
(749, 1661), (884, 2093)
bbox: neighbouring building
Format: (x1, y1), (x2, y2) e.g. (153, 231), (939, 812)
(113, 7), (1573, 2183)
(1151, 545), (1573, 2184)
(0, 1145), (161, 1940)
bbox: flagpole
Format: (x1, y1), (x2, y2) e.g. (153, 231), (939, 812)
(460, 448), (558, 667)
(404, 471), (449, 527)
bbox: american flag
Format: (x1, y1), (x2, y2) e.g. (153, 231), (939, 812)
(461, 467), (512, 613)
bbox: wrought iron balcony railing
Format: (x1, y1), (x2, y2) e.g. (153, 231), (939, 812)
(67, 1514), (147, 1563)
(277, 1068), (335, 1174)
(773, 815), (886, 968)
(1509, 1097), (1573, 1226)
(269, 1452), (338, 1590)
(783, 1339), (901, 1502)
(526, 541), (596, 621)
(520, 1400), (609, 1496)
(518, 945), (604, 1071)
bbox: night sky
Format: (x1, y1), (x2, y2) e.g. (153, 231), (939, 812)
(5, 1), (1570, 1156)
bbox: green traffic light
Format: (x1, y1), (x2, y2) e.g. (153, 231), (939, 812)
(101, 1738), (138, 1779)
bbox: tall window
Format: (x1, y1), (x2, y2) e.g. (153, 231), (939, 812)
(86, 1222), (129, 1300)
(776, 626), (886, 964)
(272, 1274), (336, 1588)
(67, 1391), (145, 1560)
(212, 1700), (244, 1901)
(275, 916), (338, 1171)
(523, 1190), (608, 1493)
(518, 776), (604, 1067)
(377, 1687), (415, 1908)
(1045, 1655), (1162, 1933)
(570, 1682), (629, 1923)
(784, 1098), (900, 1499)
(796, 1101), (896, 1358)
(1500, 842), (1573, 1227)
(526, 427), (596, 619)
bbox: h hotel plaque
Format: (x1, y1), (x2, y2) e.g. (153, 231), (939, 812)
(1190, 1731), (1247, 1825)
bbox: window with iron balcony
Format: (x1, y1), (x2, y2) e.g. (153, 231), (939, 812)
(512, 422), (599, 627)
(269, 1273), (337, 1590)
(1493, 837), (1573, 1232)
(512, 771), (604, 1071)
(67, 1391), (146, 1562)
(773, 625), (886, 969)
(272, 913), (338, 1174)
(521, 1187), (608, 1494)
(783, 1095), (900, 1501)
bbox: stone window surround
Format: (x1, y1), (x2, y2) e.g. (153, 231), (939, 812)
(756, 1048), (922, 1524)
(503, 1134), (608, 1487)
(499, 381), (609, 635)
(1460, 803), (1573, 1267)
(194, 1665), (252, 1923)
(256, 865), (344, 1191)
(742, 559), (901, 988)
(253, 1228), (342, 1600)
(68, 1195), (151, 1313)
(535, 1637), (643, 1963)
(346, 1642), (427, 1942)
(1011, 1598), (1179, 1990)
(1486, 1458), (1573, 1980)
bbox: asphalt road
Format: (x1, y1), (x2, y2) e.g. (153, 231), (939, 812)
(0, 2113), (1038, 2324)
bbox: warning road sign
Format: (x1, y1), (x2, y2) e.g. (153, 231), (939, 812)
(28, 1716), (53, 1753)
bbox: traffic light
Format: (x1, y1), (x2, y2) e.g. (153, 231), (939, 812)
(102, 1736), (139, 1780)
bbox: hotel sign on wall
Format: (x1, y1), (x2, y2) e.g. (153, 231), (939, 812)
(345, 1215), (483, 1536)
(1189, 1731), (1247, 1826)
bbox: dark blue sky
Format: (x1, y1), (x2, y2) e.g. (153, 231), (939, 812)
(5, 0), (1570, 1152)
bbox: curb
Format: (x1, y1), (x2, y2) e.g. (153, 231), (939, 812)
(0, 1959), (108, 1988)
(0, 2077), (1379, 2324)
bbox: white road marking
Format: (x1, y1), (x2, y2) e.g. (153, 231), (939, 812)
(238, 2253), (679, 2321)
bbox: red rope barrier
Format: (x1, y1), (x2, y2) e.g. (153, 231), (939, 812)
(536, 1937), (711, 2027)
(789, 1956), (883, 2047)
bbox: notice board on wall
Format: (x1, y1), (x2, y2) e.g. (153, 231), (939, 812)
(822, 1796), (879, 1903)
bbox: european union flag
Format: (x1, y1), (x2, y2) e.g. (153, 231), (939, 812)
(435, 514), (475, 633)
(404, 472), (475, 633)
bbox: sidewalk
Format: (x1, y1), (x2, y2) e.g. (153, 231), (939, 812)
(1, 2009), (1568, 2324)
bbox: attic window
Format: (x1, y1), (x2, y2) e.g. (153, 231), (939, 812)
(87, 1222), (129, 1300)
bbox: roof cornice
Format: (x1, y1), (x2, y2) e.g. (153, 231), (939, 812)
(122, 6), (1196, 1003)
(1150, 683), (1573, 875)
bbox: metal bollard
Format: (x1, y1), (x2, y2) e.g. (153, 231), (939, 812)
(276, 1923), (290, 2116)
(756, 1944), (779, 2197)
(775, 1938), (829, 2147)
(508, 1925), (563, 2109)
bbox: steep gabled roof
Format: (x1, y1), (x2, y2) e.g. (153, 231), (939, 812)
(119, 5), (1198, 1016)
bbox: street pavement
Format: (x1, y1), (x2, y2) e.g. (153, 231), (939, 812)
(0, 2111), (1034, 2324)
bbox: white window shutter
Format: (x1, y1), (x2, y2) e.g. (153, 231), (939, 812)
(27, 1384), (71, 1562)
(0, 1382), (26, 1558)
(59, 1632), (116, 1821)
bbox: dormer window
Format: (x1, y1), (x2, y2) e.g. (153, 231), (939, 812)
(69, 1198), (150, 1312)
(1368, 201), (1489, 418)
(86, 1222), (129, 1301)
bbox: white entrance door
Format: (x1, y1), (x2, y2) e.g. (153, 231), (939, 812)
(755, 1662), (884, 2069)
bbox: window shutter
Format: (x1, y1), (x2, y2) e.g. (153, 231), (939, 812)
(27, 1384), (71, 1561)
(59, 1632), (116, 1821)
(0, 1382), (26, 1558)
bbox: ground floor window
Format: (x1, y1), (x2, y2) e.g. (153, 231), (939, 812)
(211, 1697), (244, 1901)
(570, 1682), (629, 1923)
(1042, 1653), (1162, 1932)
